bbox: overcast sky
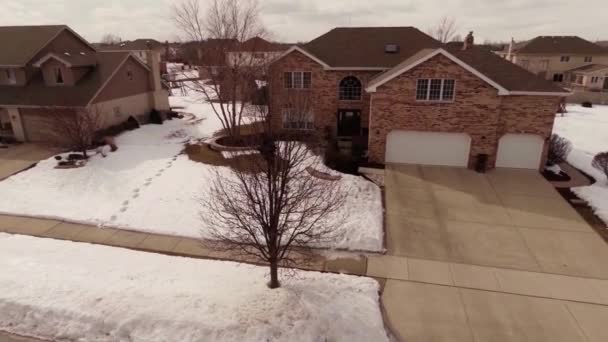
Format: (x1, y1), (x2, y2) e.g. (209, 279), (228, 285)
(2, 0), (606, 44)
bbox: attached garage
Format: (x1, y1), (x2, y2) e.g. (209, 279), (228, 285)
(21, 112), (52, 142)
(495, 134), (544, 169)
(385, 131), (471, 167)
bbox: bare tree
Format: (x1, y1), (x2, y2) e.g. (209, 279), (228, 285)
(172, 0), (268, 138)
(100, 33), (122, 45)
(592, 152), (608, 183)
(202, 92), (345, 289)
(43, 106), (104, 158)
(427, 16), (459, 43)
(547, 134), (573, 166)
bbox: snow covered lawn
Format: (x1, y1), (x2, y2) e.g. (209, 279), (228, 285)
(0, 233), (388, 342)
(0, 90), (383, 251)
(553, 104), (608, 224)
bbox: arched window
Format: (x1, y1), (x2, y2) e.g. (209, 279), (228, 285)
(339, 76), (362, 101)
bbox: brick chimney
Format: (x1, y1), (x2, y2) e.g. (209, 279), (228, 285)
(462, 31), (474, 50)
(146, 49), (170, 111)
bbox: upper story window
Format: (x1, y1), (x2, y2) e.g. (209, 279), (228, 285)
(54, 67), (64, 84)
(519, 59), (530, 69)
(126, 69), (134, 81)
(5, 69), (16, 85)
(584, 56), (593, 63)
(284, 71), (311, 89)
(416, 79), (455, 102)
(560, 56), (570, 62)
(339, 76), (362, 101)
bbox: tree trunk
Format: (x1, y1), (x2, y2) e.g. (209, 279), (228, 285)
(269, 261), (280, 289)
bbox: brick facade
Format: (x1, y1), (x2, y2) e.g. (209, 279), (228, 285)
(269, 51), (561, 170)
(268, 51), (377, 136)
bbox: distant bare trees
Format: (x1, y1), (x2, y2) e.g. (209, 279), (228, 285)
(592, 152), (608, 183)
(547, 134), (573, 166)
(427, 16), (459, 43)
(100, 34), (122, 45)
(202, 93), (345, 289)
(43, 106), (104, 158)
(172, 0), (268, 137)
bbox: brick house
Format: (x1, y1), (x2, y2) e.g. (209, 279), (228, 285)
(0, 25), (170, 143)
(268, 27), (569, 170)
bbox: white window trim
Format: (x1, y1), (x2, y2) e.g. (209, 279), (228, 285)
(416, 78), (456, 102)
(282, 107), (314, 130)
(285, 71), (312, 90)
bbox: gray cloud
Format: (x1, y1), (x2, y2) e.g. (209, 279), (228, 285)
(1, 0), (606, 44)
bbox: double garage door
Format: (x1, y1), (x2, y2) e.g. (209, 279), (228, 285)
(385, 131), (544, 169)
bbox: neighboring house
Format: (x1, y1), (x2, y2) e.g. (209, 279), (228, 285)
(0, 25), (170, 143)
(227, 36), (289, 69)
(268, 27), (569, 171)
(95, 38), (164, 65)
(497, 36), (608, 83)
(566, 64), (608, 91)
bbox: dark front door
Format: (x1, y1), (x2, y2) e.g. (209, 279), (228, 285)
(603, 77), (608, 90)
(337, 109), (361, 137)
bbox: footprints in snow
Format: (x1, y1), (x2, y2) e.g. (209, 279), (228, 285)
(110, 155), (179, 222)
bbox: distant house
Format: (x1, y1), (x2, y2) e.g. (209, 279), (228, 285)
(566, 64), (608, 91)
(95, 39), (164, 65)
(0, 25), (170, 143)
(227, 37), (289, 69)
(269, 28), (569, 171)
(497, 36), (608, 84)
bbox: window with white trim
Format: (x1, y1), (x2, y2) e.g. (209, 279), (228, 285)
(282, 104), (314, 130)
(284, 71), (311, 89)
(584, 56), (593, 63)
(553, 73), (564, 82)
(560, 56), (570, 62)
(416, 79), (455, 101)
(339, 76), (362, 100)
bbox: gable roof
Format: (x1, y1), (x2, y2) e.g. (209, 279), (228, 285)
(0, 52), (148, 107)
(0, 25), (67, 66)
(511, 36), (607, 55)
(367, 46), (568, 95)
(33, 51), (98, 68)
(96, 38), (163, 52)
(233, 36), (287, 52)
(303, 27), (441, 68)
(566, 64), (608, 74)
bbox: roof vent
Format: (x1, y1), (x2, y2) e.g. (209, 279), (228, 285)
(385, 44), (400, 53)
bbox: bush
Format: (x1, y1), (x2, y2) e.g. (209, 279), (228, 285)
(592, 152), (608, 182)
(149, 109), (163, 125)
(547, 134), (572, 166)
(582, 101), (593, 108)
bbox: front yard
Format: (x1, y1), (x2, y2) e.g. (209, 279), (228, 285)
(0, 233), (388, 341)
(553, 104), (608, 226)
(0, 88), (383, 252)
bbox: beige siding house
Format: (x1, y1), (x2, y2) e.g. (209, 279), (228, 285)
(0, 25), (170, 143)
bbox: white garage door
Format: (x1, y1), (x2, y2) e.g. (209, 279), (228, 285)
(385, 131), (471, 167)
(496, 134), (544, 169)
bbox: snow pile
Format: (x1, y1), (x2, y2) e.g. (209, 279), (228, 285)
(0, 233), (388, 342)
(554, 104), (608, 224)
(0, 90), (384, 251)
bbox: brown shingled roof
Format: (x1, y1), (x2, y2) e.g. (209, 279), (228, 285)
(303, 27), (441, 68)
(444, 44), (567, 93)
(566, 64), (608, 73)
(96, 39), (163, 51)
(0, 52), (133, 107)
(0, 25), (67, 66)
(33, 51), (98, 67)
(512, 36), (607, 55)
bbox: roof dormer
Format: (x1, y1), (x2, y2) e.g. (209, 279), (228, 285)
(32, 51), (96, 86)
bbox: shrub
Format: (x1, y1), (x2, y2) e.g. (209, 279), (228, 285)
(592, 152), (608, 182)
(149, 109), (163, 125)
(582, 101), (593, 108)
(125, 116), (140, 130)
(547, 134), (573, 166)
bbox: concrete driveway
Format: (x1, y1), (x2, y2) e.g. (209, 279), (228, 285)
(385, 164), (608, 279)
(0, 144), (60, 180)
